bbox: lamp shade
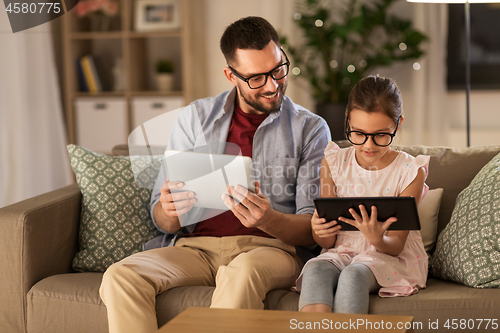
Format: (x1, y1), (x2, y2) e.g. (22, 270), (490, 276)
(407, 1), (498, 2)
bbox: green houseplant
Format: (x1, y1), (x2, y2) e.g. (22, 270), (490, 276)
(155, 59), (175, 91)
(281, 0), (428, 139)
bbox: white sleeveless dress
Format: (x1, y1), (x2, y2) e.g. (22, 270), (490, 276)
(296, 142), (430, 297)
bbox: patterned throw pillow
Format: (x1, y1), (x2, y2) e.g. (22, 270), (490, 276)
(431, 152), (500, 288)
(67, 145), (162, 272)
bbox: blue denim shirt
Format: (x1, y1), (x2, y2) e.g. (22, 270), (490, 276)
(146, 88), (331, 251)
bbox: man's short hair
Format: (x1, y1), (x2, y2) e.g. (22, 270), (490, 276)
(220, 16), (280, 66)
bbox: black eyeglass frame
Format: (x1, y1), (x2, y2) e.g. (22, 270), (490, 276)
(228, 48), (290, 89)
(345, 117), (401, 147)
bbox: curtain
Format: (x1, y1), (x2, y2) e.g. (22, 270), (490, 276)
(365, 2), (449, 147)
(409, 3), (449, 146)
(0, 12), (72, 208)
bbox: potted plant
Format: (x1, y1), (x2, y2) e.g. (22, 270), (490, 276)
(155, 60), (175, 92)
(281, 0), (428, 140)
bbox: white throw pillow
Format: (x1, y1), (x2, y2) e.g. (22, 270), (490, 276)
(418, 188), (444, 253)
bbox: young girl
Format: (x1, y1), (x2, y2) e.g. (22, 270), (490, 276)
(296, 75), (429, 314)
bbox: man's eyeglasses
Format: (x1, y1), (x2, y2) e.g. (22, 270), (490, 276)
(345, 117), (401, 147)
(229, 48), (290, 89)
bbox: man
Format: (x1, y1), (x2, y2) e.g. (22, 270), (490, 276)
(100, 16), (330, 333)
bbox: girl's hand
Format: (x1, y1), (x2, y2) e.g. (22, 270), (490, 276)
(338, 205), (397, 245)
(311, 209), (341, 238)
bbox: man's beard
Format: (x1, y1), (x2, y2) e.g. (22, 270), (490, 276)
(238, 81), (287, 114)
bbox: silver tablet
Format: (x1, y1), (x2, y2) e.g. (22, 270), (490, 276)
(164, 150), (255, 210)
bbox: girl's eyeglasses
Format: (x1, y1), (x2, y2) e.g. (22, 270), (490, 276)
(345, 117), (400, 147)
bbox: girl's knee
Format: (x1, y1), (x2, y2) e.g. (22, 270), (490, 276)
(341, 264), (371, 278)
(339, 264), (378, 291)
(303, 260), (339, 276)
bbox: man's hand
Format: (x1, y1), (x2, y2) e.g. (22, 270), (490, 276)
(221, 181), (274, 229)
(159, 178), (196, 217)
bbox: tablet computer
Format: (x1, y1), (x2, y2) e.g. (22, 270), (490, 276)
(314, 197), (421, 231)
(164, 150), (255, 210)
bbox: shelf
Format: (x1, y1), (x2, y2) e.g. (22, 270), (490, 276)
(130, 90), (184, 97)
(74, 92), (126, 98)
(70, 32), (124, 40)
(62, 0), (194, 148)
(70, 30), (182, 40)
(74, 91), (184, 98)
(128, 30), (182, 39)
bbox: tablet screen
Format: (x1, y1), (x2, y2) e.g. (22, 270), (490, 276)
(164, 150), (255, 210)
(314, 197), (421, 231)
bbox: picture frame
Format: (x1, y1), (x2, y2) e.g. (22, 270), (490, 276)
(134, 0), (181, 32)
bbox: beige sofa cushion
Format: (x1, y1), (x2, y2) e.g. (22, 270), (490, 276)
(26, 273), (295, 331)
(369, 278), (500, 328)
(393, 145), (500, 237)
(27, 273), (108, 333)
(28, 273), (500, 333)
(418, 188), (443, 253)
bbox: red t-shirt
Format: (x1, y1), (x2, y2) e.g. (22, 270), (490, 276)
(182, 103), (273, 238)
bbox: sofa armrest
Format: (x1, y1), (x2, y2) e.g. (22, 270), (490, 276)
(0, 184), (81, 333)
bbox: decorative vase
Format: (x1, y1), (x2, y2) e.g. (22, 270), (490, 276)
(155, 73), (174, 91)
(112, 58), (125, 91)
(315, 103), (348, 141)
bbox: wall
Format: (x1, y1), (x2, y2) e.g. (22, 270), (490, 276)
(445, 91), (500, 148)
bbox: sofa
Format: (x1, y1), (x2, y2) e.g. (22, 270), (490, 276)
(2, 143), (500, 333)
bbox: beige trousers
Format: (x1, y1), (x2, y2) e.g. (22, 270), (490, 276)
(99, 236), (301, 333)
